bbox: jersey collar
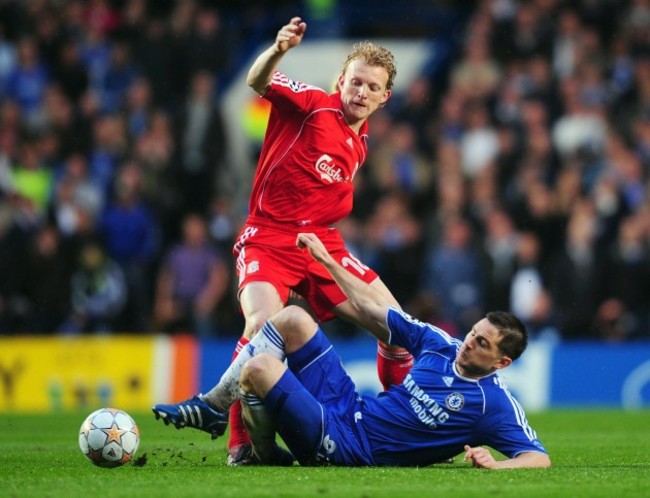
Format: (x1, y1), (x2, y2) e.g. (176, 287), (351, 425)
(452, 361), (497, 384)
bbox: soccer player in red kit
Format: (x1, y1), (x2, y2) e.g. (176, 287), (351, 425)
(153, 16), (414, 465)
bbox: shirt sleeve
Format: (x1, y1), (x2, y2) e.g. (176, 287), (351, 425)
(479, 382), (548, 458)
(264, 71), (329, 114)
(386, 307), (460, 359)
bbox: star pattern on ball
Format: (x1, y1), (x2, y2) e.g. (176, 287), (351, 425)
(102, 423), (126, 443)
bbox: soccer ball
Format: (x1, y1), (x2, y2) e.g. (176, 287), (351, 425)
(79, 408), (140, 468)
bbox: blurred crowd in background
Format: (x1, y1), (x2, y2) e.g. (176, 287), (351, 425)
(0, 0), (649, 342)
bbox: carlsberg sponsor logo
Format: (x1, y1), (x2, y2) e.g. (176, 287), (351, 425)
(315, 154), (344, 183)
(403, 373), (450, 429)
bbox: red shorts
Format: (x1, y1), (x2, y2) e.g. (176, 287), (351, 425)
(233, 217), (378, 322)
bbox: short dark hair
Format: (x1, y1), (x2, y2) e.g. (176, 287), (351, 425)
(486, 311), (528, 361)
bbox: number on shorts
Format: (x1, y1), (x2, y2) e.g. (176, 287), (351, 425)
(341, 254), (369, 275)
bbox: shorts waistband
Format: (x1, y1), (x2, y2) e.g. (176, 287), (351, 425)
(245, 216), (335, 235)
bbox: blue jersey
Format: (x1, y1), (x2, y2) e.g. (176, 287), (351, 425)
(358, 307), (547, 466)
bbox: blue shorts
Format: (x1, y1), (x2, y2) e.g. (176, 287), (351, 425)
(263, 328), (374, 466)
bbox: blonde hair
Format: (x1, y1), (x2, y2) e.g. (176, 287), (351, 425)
(341, 41), (397, 90)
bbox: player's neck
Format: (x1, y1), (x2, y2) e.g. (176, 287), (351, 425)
(454, 362), (495, 380)
(345, 117), (364, 134)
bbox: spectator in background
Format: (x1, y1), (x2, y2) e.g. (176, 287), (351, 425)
(167, 0), (196, 109)
(172, 70), (226, 216)
(79, 25), (112, 97)
(41, 86), (82, 163)
(51, 153), (104, 237)
(423, 216), (484, 333)
(450, 34), (501, 101)
(83, 0), (121, 37)
(0, 25), (17, 98)
(509, 231), (558, 342)
(135, 109), (177, 242)
(391, 76), (437, 155)
(597, 213), (650, 341)
(551, 75), (607, 161)
(154, 213), (229, 337)
(518, 181), (565, 268)
(24, 225), (71, 333)
(34, 9), (65, 71)
(123, 76), (153, 140)
(88, 114), (127, 196)
(367, 121), (435, 205)
(552, 7), (583, 79)
(5, 36), (50, 130)
(10, 138), (53, 224)
(53, 40), (89, 103)
(98, 162), (159, 332)
(364, 193), (424, 307)
(481, 208), (518, 313)
(549, 200), (606, 339)
(99, 40), (138, 113)
(188, 7), (229, 76)
(117, 0), (149, 47)
(491, 1), (551, 63)
(0, 207), (30, 332)
(460, 101), (500, 179)
(135, 16), (173, 107)
(60, 239), (126, 335)
(136, 109), (174, 175)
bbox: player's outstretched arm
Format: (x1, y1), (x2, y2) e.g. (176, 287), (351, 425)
(247, 17), (307, 95)
(463, 445), (551, 469)
(297, 232), (391, 342)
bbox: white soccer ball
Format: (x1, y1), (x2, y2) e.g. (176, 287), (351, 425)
(79, 408), (140, 468)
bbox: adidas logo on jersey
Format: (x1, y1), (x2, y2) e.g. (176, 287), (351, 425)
(443, 376), (454, 387)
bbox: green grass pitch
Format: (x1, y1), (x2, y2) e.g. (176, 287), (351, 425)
(1, 410), (649, 498)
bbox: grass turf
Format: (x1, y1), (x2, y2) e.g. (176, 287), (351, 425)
(1, 409), (649, 498)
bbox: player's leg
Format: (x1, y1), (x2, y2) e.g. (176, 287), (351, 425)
(223, 229), (303, 463)
(239, 356), (295, 466)
(151, 284), (286, 440)
(202, 282), (286, 409)
(242, 308), (365, 466)
(217, 281), (284, 464)
(239, 306), (318, 465)
(242, 355), (323, 466)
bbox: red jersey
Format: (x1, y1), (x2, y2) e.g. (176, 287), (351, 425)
(248, 71), (369, 227)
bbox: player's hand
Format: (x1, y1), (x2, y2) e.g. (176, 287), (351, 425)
(296, 232), (329, 263)
(275, 17), (307, 53)
(464, 445), (498, 469)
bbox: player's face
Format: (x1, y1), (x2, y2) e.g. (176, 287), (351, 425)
(338, 60), (391, 131)
(456, 318), (512, 378)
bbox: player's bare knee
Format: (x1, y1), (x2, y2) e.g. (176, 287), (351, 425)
(242, 354), (281, 396)
(270, 305), (316, 343)
(244, 312), (275, 339)
(241, 355), (268, 394)
(240, 364), (255, 394)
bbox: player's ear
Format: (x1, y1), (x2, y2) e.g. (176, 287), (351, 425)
(337, 74), (345, 91)
(495, 355), (512, 370)
(379, 89), (391, 107)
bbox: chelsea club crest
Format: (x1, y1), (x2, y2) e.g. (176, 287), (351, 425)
(445, 392), (465, 412)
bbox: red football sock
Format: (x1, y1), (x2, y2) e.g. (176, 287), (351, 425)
(228, 337), (252, 451)
(377, 341), (414, 391)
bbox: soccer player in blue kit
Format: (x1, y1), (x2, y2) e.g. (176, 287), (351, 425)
(154, 231), (551, 468)
(237, 232), (552, 468)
